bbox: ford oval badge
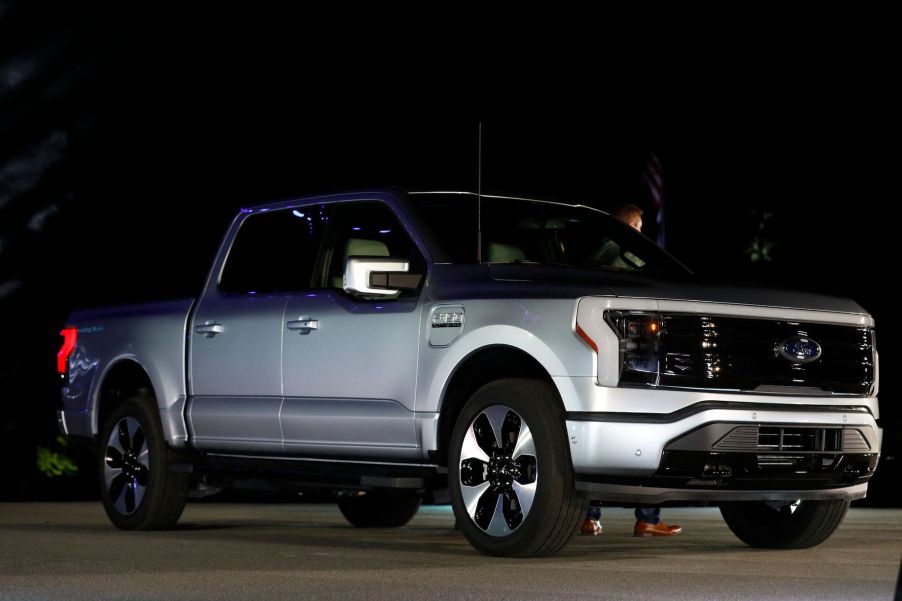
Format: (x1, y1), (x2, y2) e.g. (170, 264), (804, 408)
(777, 336), (823, 364)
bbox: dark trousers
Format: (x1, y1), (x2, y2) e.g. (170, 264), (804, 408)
(587, 503), (661, 525)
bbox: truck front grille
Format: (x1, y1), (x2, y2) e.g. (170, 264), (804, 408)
(658, 315), (874, 395)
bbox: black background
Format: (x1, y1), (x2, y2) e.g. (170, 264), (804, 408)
(1, 5), (896, 504)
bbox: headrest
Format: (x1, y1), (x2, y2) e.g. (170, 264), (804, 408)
(345, 238), (389, 257)
(487, 242), (525, 263)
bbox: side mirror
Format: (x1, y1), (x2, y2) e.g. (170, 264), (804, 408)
(344, 256), (419, 296)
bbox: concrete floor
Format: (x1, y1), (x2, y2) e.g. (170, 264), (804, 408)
(0, 502), (900, 600)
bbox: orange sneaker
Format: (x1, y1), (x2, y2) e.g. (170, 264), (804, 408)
(580, 518), (603, 535)
(634, 520), (682, 537)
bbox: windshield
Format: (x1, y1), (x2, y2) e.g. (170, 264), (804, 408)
(414, 193), (690, 277)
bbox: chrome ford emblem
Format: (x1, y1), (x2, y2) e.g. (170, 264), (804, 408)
(777, 336), (822, 364)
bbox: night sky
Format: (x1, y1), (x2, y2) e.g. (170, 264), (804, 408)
(1, 5), (896, 502)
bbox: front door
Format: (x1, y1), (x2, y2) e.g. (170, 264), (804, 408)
(280, 201), (427, 460)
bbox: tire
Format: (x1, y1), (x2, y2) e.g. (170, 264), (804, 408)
(720, 499), (850, 549)
(337, 491), (422, 527)
(98, 395), (190, 530)
(448, 378), (586, 557)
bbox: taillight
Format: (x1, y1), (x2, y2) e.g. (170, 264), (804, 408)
(57, 328), (77, 376)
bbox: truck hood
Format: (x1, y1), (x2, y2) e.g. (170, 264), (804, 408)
(475, 265), (867, 314)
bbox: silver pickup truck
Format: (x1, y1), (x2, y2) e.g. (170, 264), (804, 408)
(57, 190), (881, 557)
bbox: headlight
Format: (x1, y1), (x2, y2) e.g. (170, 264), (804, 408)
(605, 311), (662, 385)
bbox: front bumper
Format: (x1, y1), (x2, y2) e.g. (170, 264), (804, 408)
(573, 481), (871, 503)
(566, 402), (881, 503)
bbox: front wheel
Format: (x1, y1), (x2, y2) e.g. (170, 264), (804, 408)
(448, 378), (586, 557)
(98, 395), (189, 530)
(720, 499), (850, 548)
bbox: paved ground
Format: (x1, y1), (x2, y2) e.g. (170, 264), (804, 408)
(0, 502), (899, 600)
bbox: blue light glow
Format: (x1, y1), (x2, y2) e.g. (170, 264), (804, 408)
(379, 229), (392, 234)
(292, 210), (305, 218)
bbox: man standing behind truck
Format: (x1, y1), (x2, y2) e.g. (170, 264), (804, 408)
(581, 203), (683, 537)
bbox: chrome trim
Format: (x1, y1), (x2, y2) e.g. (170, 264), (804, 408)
(56, 410), (68, 436)
(566, 402), (874, 424)
(345, 257), (409, 296)
(566, 409), (881, 475)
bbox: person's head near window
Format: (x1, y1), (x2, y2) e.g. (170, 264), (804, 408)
(614, 203), (643, 232)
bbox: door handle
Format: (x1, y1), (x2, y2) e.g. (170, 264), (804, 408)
(195, 323), (224, 336)
(286, 319), (318, 333)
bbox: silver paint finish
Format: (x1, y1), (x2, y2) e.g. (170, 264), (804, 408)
(280, 398), (418, 459)
(190, 293), (288, 397)
(416, 298), (592, 420)
(159, 396), (188, 447)
(188, 396), (284, 453)
(188, 291), (289, 451)
(61, 189), (881, 510)
(414, 412), (440, 453)
(61, 299), (194, 446)
(553, 376), (882, 418)
(281, 290), (421, 458)
(566, 407), (881, 475)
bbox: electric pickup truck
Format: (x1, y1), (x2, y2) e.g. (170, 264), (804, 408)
(57, 190), (881, 557)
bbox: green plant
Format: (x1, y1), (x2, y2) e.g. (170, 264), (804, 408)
(36, 436), (78, 477)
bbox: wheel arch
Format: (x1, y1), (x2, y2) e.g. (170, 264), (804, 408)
(94, 359), (156, 438)
(434, 345), (563, 466)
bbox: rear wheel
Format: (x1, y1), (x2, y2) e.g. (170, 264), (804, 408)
(448, 378), (585, 557)
(98, 395), (189, 530)
(720, 499), (850, 548)
(337, 491), (422, 527)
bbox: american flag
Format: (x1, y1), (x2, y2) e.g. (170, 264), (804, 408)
(642, 153), (664, 248)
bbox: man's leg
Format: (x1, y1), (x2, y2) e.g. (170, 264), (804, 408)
(634, 506), (682, 537)
(581, 502), (603, 535)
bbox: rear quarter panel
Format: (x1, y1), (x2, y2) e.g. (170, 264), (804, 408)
(61, 299), (194, 446)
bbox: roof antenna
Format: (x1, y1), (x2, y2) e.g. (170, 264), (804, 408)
(477, 121), (483, 263)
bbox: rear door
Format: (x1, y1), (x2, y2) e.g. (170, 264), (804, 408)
(188, 205), (330, 452)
